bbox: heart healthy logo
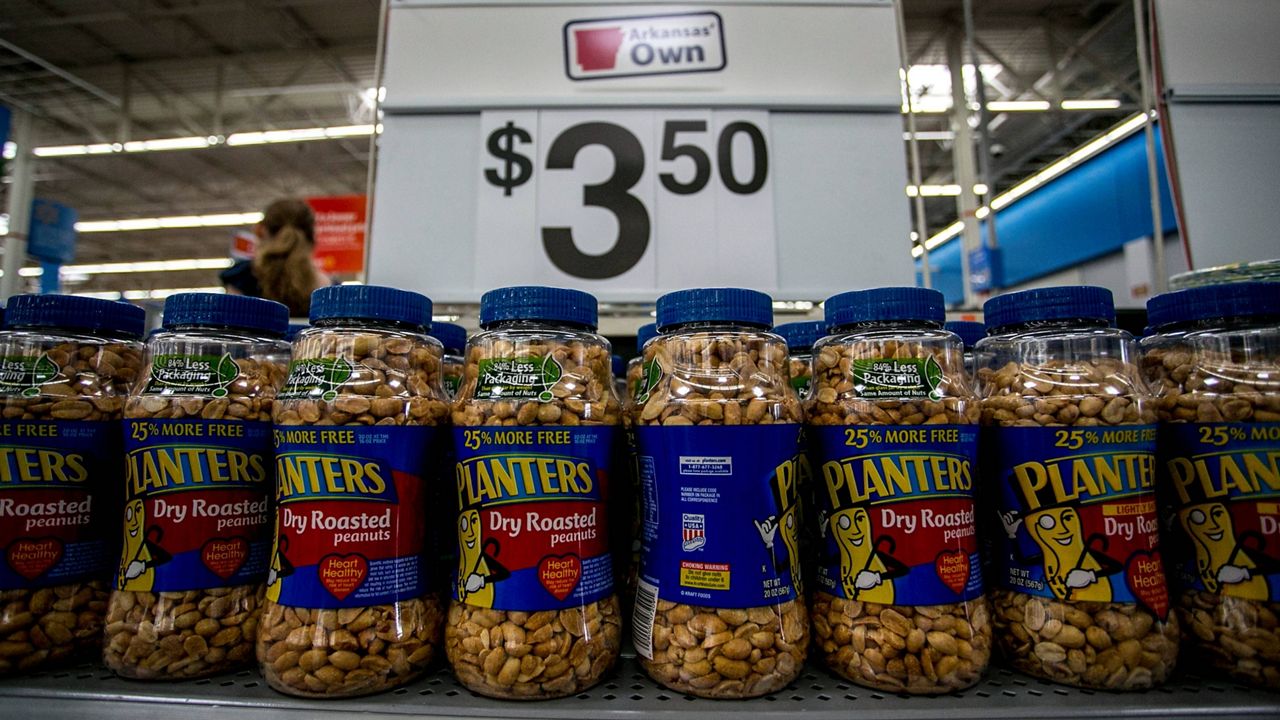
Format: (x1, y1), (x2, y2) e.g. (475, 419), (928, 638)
(279, 357), (355, 401)
(0, 354), (60, 397)
(144, 353), (241, 397)
(852, 355), (944, 401)
(476, 356), (563, 402)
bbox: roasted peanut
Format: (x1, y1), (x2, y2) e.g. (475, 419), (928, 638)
(632, 329), (808, 698)
(806, 330), (990, 694)
(447, 315), (623, 699)
(0, 324), (144, 675)
(261, 324), (451, 697)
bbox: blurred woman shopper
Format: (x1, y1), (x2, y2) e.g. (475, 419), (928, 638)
(220, 199), (329, 316)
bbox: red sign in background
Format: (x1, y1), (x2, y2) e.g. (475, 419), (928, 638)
(306, 195), (367, 274)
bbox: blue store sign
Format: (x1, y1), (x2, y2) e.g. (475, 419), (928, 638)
(28, 199), (78, 264)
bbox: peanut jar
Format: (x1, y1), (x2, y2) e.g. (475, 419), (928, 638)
(945, 320), (986, 378)
(978, 286), (1179, 689)
(258, 286), (451, 697)
(104, 293), (289, 679)
(806, 288), (990, 693)
(446, 286), (622, 699)
(626, 323), (659, 410)
(0, 295), (145, 674)
(775, 321), (826, 400)
(632, 288), (808, 699)
(1142, 282), (1280, 688)
(429, 322), (468, 399)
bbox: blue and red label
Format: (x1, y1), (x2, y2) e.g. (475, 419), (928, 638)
(809, 424), (982, 605)
(0, 420), (121, 589)
(1159, 422), (1280, 602)
(452, 425), (617, 611)
(635, 424), (803, 608)
(268, 424), (437, 608)
(989, 424), (1169, 619)
(118, 418), (272, 592)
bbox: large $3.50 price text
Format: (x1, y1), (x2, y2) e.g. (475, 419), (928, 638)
(475, 110), (777, 288)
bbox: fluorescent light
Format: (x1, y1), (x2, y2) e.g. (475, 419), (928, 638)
(225, 125), (374, 147)
(1061, 99), (1122, 111)
(76, 211), (262, 233)
(911, 112), (1148, 258)
(33, 124), (378, 157)
(772, 301), (814, 311)
(903, 130), (955, 141)
(2, 142), (14, 160)
(906, 184), (989, 197)
(6, 258), (236, 279)
(987, 100), (1052, 112)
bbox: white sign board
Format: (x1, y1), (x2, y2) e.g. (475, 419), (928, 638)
(369, 1), (913, 303)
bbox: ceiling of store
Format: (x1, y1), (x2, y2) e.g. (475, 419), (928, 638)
(0, 0), (1139, 296)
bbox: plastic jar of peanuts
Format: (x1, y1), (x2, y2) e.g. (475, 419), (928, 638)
(977, 286), (1179, 689)
(775, 321), (826, 399)
(1141, 282), (1280, 689)
(258, 285), (451, 697)
(0, 295), (145, 675)
(626, 323), (659, 410)
(631, 288), (808, 699)
(805, 288), (990, 693)
(944, 321), (985, 376)
(429, 322), (467, 399)
(104, 293), (289, 679)
(446, 286), (622, 699)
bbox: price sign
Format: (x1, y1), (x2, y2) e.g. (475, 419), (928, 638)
(474, 110), (777, 292)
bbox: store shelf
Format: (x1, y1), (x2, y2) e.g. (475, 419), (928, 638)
(1, 655), (1276, 720)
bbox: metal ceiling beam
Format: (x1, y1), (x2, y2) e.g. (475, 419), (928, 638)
(0, 0), (343, 32)
(0, 39), (121, 107)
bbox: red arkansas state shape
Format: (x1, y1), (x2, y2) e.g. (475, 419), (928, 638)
(1126, 550), (1170, 620)
(935, 550), (970, 596)
(7, 537), (64, 580)
(319, 554), (368, 601)
(538, 554), (582, 602)
(201, 537), (248, 580)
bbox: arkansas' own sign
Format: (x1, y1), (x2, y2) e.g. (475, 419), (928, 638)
(306, 195), (366, 274)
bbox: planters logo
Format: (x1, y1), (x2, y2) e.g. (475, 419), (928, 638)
(564, 12), (726, 81)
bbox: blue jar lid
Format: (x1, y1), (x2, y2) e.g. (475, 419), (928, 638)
(1146, 282), (1280, 331)
(611, 354), (625, 377)
(285, 323), (309, 342)
(163, 293), (289, 336)
(983, 286), (1114, 331)
(310, 285), (432, 330)
(944, 320), (987, 349)
(5, 294), (145, 338)
(636, 322), (658, 349)
(825, 287), (945, 327)
(656, 288), (772, 331)
(428, 321), (468, 353)
(774, 321), (828, 352)
(479, 286), (597, 329)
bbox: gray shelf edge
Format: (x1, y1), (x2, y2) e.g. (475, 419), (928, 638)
(2, 658), (1278, 720)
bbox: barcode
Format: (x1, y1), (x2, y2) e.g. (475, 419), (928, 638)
(632, 578), (659, 660)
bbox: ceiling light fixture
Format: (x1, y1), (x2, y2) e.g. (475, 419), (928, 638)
(75, 212), (263, 233)
(906, 184), (989, 197)
(1060, 99), (1123, 110)
(3, 258), (236, 279)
